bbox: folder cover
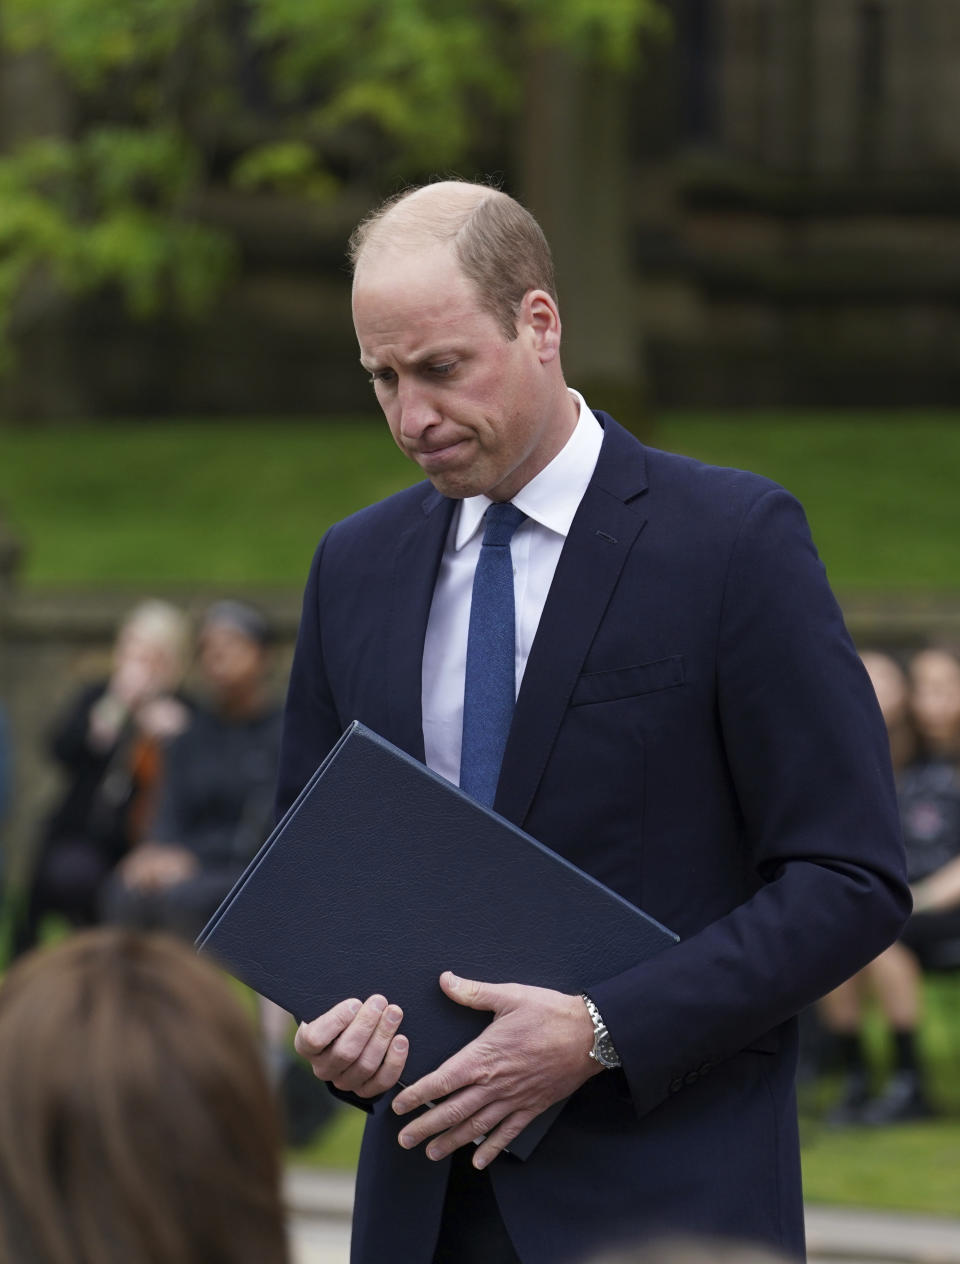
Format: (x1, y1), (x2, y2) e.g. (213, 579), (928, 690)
(197, 721), (677, 1158)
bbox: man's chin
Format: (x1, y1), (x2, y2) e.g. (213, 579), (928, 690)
(416, 458), (488, 500)
(423, 471), (478, 499)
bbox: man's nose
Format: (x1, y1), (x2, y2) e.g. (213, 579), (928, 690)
(397, 381), (439, 440)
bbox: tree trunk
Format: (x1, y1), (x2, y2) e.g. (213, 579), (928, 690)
(517, 47), (652, 438)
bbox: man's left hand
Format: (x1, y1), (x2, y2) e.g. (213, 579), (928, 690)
(391, 971), (602, 1169)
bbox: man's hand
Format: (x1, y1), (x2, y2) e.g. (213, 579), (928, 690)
(391, 972), (601, 1170)
(294, 995), (408, 1097)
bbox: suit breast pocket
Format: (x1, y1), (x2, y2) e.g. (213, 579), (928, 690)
(570, 654), (685, 707)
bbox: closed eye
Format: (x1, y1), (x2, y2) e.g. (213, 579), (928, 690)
(369, 368), (396, 386)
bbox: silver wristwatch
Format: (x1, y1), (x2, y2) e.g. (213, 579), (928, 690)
(580, 993), (622, 1069)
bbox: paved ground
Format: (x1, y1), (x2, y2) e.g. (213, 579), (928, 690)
(286, 1169), (352, 1264)
(284, 1167), (960, 1264)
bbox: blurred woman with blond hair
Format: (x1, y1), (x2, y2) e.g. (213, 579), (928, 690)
(11, 599), (192, 956)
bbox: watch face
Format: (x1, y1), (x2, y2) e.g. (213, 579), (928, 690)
(597, 1035), (620, 1068)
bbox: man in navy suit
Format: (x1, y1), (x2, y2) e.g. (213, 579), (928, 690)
(279, 181), (909, 1264)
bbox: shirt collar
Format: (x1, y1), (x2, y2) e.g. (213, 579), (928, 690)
(454, 390), (603, 550)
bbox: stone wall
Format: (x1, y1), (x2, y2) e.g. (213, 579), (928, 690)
(629, 0), (960, 406)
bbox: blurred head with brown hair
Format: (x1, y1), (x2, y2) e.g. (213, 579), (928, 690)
(860, 649), (917, 771)
(0, 928), (289, 1264)
(910, 646), (960, 760)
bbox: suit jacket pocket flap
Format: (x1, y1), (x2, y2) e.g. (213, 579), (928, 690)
(572, 655), (685, 707)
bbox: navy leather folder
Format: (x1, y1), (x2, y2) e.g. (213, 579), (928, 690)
(197, 721), (677, 1158)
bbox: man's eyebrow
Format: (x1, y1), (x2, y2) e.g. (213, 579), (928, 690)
(360, 347), (461, 372)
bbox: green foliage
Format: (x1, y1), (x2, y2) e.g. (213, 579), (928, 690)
(232, 141), (337, 200)
(0, 127), (234, 358)
(1, 0), (198, 88)
(0, 0), (666, 369)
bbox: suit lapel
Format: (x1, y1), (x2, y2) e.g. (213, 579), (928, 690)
(386, 487), (456, 762)
(495, 416), (649, 825)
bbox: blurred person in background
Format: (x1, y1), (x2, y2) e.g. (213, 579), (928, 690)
(10, 600), (191, 959)
(99, 600), (326, 1142)
(821, 647), (960, 1125)
(0, 700), (10, 905)
(102, 599), (281, 940)
(0, 927), (289, 1264)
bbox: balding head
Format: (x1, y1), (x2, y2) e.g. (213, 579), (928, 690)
(349, 180), (557, 340)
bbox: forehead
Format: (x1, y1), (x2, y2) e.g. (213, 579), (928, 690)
(352, 242), (490, 351)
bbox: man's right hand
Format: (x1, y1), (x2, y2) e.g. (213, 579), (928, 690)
(294, 995), (408, 1097)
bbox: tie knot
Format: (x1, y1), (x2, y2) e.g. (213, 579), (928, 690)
(481, 502), (526, 548)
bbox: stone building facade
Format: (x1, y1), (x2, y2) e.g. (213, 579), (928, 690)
(634, 0), (960, 404)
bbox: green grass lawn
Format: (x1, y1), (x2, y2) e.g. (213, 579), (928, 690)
(0, 418), (420, 585)
(0, 412), (957, 589)
(798, 974), (960, 1214)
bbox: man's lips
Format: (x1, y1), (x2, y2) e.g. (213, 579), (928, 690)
(410, 439), (468, 465)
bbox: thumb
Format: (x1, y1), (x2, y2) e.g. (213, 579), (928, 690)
(440, 971), (508, 1013)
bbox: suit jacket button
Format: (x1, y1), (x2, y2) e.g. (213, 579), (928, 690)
(669, 1077), (683, 1094)
(698, 1062), (714, 1075)
(683, 1071), (699, 1086)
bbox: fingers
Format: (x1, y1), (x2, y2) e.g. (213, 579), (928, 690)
(472, 1112), (533, 1170)
(295, 995), (407, 1096)
(391, 972), (511, 1115)
(396, 1087), (534, 1169)
(440, 971), (515, 1012)
(397, 1084), (500, 1158)
(294, 997), (363, 1063)
(357, 1030), (409, 1097)
(392, 1049), (474, 1117)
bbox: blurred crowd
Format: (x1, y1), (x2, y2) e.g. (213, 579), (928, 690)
(9, 597), (281, 953)
(0, 622), (958, 1262)
(817, 645), (960, 1125)
(0, 597), (334, 1153)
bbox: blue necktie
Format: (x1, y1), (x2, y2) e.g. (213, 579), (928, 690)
(459, 502), (526, 806)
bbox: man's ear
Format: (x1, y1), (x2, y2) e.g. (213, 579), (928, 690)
(521, 289), (562, 363)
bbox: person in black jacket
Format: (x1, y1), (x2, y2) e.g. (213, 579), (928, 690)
(11, 601), (191, 958)
(821, 648), (960, 1125)
(0, 702), (11, 907)
(102, 600), (281, 941)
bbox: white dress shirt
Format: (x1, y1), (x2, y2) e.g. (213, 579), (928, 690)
(422, 391), (603, 786)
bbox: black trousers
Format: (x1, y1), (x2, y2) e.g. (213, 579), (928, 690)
(432, 1148), (522, 1264)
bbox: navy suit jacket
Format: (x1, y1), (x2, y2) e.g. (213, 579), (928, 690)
(277, 414), (909, 1264)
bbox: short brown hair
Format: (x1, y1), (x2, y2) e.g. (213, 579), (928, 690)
(348, 180), (557, 340)
(0, 929), (289, 1264)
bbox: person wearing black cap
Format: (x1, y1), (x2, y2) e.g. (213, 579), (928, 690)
(102, 600), (282, 940)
